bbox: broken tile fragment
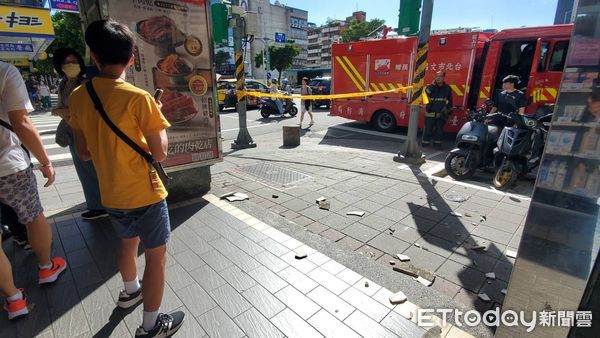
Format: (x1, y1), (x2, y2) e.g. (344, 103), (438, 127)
(414, 243), (421, 248)
(234, 192), (248, 199)
(397, 254), (411, 262)
(505, 249), (517, 258)
(364, 281), (369, 287)
(389, 260), (395, 265)
(501, 289), (507, 295)
(471, 245), (486, 251)
(219, 192), (236, 199)
(465, 212), (473, 217)
(480, 216), (487, 222)
(485, 272), (496, 280)
(318, 200), (330, 210)
(389, 291), (407, 304)
(347, 211), (366, 217)
(478, 293), (491, 302)
(316, 196), (326, 203)
(450, 212), (463, 217)
(272, 194), (279, 198)
(415, 276), (434, 287)
(294, 251), (308, 259)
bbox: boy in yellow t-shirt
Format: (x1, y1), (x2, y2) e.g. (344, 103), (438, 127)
(69, 20), (183, 337)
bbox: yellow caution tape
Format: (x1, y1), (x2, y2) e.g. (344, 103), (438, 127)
(240, 85), (414, 100)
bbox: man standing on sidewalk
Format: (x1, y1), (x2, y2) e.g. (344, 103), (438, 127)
(69, 20), (184, 337)
(0, 61), (68, 320)
(422, 71), (453, 148)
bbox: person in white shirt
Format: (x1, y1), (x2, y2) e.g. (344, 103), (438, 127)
(0, 61), (67, 320)
(37, 81), (51, 108)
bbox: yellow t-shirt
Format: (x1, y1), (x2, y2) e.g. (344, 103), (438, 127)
(69, 77), (171, 209)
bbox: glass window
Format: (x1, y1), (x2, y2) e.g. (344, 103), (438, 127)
(537, 42), (550, 72)
(549, 41), (569, 71)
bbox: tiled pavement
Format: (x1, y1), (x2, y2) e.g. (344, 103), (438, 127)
(1, 194), (479, 338)
(211, 131), (531, 315)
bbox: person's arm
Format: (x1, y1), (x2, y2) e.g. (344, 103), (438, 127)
(51, 81), (70, 118)
(145, 130), (168, 162)
(517, 93), (527, 115)
(447, 85), (453, 108)
(8, 110), (55, 186)
(72, 128), (92, 161)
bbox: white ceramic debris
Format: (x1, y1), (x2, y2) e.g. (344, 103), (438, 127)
(478, 293), (491, 302)
(505, 249), (517, 258)
(485, 272), (496, 280)
(397, 254), (411, 262)
(389, 291), (408, 304)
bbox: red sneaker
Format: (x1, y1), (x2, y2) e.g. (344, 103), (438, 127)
(39, 257), (67, 285)
(3, 289), (29, 320)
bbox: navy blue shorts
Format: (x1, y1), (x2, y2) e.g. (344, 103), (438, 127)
(107, 199), (171, 249)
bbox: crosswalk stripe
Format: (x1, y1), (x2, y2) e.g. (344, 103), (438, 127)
(31, 153), (72, 165)
(29, 114), (73, 164)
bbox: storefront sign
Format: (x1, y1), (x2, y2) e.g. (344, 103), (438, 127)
(107, 0), (221, 168)
(50, 0), (80, 13)
(0, 43), (33, 52)
(0, 5), (54, 38)
(2, 58), (29, 67)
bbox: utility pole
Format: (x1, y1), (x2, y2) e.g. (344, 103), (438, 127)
(231, 0), (257, 149)
(394, 0), (433, 164)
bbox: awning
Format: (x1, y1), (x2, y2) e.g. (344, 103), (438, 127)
(0, 4), (54, 60)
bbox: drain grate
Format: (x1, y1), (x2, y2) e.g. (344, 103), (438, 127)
(237, 162), (311, 188)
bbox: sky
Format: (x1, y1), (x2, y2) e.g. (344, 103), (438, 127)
(278, 0), (560, 31)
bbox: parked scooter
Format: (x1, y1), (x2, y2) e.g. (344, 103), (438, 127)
(260, 95), (298, 118)
(445, 101), (502, 180)
(492, 111), (552, 190)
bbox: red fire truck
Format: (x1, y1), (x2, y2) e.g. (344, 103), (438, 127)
(331, 24), (573, 133)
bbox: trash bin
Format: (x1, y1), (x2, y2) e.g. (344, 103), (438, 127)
(282, 125), (300, 147)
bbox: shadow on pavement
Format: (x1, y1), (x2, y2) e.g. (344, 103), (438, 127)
(0, 199), (208, 337)
(405, 166), (515, 326)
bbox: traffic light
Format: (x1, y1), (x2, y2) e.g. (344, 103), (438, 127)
(398, 0), (421, 36)
(212, 3), (229, 45)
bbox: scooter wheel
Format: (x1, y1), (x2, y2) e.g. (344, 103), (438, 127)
(288, 106), (298, 116)
(260, 109), (270, 118)
(493, 161), (518, 190)
(444, 152), (476, 181)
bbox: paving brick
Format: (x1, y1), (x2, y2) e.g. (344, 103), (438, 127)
(355, 244), (385, 261)
(173, 315), (208, 337)
(234, 308), (285, 338)
(248, 266), (288, 293)
(307, 286), (355, 321)
(189, 264), (227, 291)
(334, 268), (362, 286)
(173, 250), (205, 272)
(271, 308), (324, 338)
(51, 304), (90, 337)
(413, 206), (449, 222)
(319, 213), (355, 231)
(84, 302), (130, 337)
(320, 228), (345, 242)
(176, 283), (218, 317)
(308, 309), (361, 338)
(280, 251), (318, 274)
(306, 222), (328, 234)
(306, 251), (330, 266)
(279, 266), (319, 294)
(282, 237), (304, 250)
(239, 227), (269, 243)
(275, 285), (321, 319)
(343, 309), (395, 337)
(165, 264), (196, 291)
(367, 233), (411, 256)
(428, 221), (474, 243)
(321, 259), (346, 275)
(199, 249), (234, 271)
(431, 277), (462, 299)
(340, 287), (391, 322)
(493, 260), (514, 282)
(337, 236), (364, 251)
(402, 246), (447, 272)
(375, 206), (410, 222)
(341, 222), (380, 242)
(359, 213), (396, 232)
(259, 237), (291, 257)
(353, 277), (382, 297)
(242, 284), (286, 319)
(453, 288), (493, 314)
(417, 233), (459, 258)
(254, 250), (289, 273)
(381, 310), (428, 337)
(198, 307), (245, 338)
(371, 287), (396, 309)
(307, 267), (350, 295)
(281, 198), (313, 212)
(437, 260), (486, 293)
(219, 265), (257, 292)
(472, 225), (514, 245)
(210, 284), (253, 318)
(398, 214), (438, 232)
(233, 237), (266, 256)
(448, 250), (498, 273)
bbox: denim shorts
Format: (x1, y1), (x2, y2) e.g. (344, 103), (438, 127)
(106, 199), (171, 249)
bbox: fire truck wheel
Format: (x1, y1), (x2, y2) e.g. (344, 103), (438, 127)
(373, 110), (396, 132)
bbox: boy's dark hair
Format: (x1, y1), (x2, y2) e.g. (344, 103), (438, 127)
(52, 47), (86, 77)
(85, 19), (134, 65)
(502, 74), (520, 85)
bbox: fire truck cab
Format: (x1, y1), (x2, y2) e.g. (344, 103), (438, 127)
(331, 24), (573, 133)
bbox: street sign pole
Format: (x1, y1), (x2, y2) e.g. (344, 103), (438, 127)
(231, 0), (256, 149)
(394, 0), (433, 164)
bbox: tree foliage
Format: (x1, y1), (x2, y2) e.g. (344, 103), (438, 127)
(341, 18), (386, 42)
(34, 12), (85, 75)
(254, 52), (263, 69)
(268, 43), (300, 82)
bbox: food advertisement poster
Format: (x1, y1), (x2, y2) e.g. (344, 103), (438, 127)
(107, 0), (221, 169)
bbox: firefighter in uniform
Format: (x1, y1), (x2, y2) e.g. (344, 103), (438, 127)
(423, 71), (453, 147)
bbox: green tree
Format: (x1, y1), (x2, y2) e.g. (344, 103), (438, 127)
(268, 43), (299, 82)
(254, 52), (263, 68)
(214, 50), (231, 68)
(35, 12), (85, 75)
(341, 18), (386, 42)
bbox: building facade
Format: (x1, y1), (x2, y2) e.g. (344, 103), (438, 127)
(306, 11), (366, 69)
(247, 0), (309, 80)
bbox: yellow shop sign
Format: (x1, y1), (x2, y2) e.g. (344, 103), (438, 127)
(2, 58), (29, 67)
(0, 5), (54, 38)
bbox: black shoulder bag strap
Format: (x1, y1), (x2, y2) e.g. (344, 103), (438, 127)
(0, 119), (30, 158)
(84, 81), (172, 185)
